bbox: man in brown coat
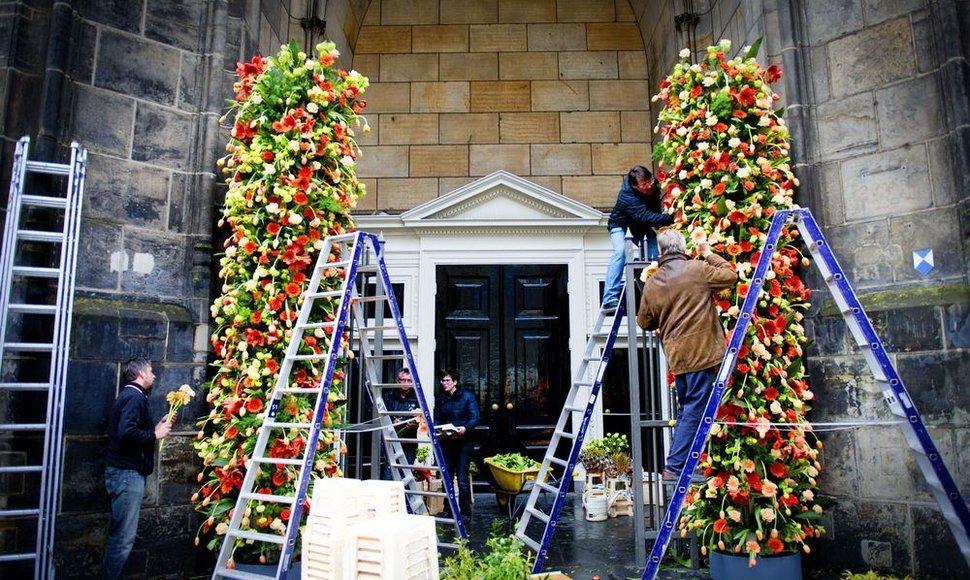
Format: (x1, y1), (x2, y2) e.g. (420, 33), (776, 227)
(637, 229), (738, 481)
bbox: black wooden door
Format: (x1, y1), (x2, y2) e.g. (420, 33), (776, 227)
(435, 264), (570, 457)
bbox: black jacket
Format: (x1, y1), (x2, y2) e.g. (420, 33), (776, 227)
(434, 385), (480, 441)
(383, 387), (420, 438)
(105, 383), (157, 476)
(607, 178), (674, 242)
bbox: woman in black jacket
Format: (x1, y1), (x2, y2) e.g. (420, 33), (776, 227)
(433, 369), (479, 516)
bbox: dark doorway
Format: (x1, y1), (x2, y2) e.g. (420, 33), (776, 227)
(434, 264), (571, 460)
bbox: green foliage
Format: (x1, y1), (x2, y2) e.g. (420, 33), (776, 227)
(488, 453), (539, 471)
(440, 532), (535, 580)
(579, 433), (629, 472)
(840, 572), (911, 580)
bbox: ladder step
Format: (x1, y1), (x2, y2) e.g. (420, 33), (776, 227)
(263, 421), (313, 430)
(390, 462), (439, 471)
(380, 410), (419, 417)
(573, 380), (595, 387)
(213, 567), (274, 580)
(24, 160), (71, 175)
(240, 492), (297, 505)
(3, 342), (55, 352)
(0, 465), (43, 474)
(357, 325), (398, 332)
(295, 321), (335, 331)
(16, 230), (63, 243)
(322, 259), (352, 269)
(351, 295), (386, 303)
(563, 404), (587, 413)
(525, 507), (550, 523)
(548, 457), (569, 467)
(367, 354), (406, 361)
(433, 516), (458, 526)
(290, 353), (328, 361)
(518, 534), (541, 552)
(21, 194), (67, 209)
(11, 266), (60, 278)
(371, 382), (405, 389)
(438, 541), (460, 550)
(275, 387), (323, 395)
(306, 290), (345, 300)
(227, 529), (286, 545)
(553, 429), (576, 440)
(355, 264), (380, 273)
(0, 552), (37, 563)
(535, 481), (558, 494)
(0, 382), (50, 391)
(0, 508), (41, 518)
(405, 489), (447, 498)
(0, 424), (47, 432)
(7, 303), (57, 315)
(384, 436), (423, 444)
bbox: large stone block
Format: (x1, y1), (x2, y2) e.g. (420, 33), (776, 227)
(380, 0), (438, 25)
(558, 51), (618, 80)
(498, 0), (555, 23)
(363, 82), (411, 113)
(815, 91), (877, 160)
(813, 429), (858, 496)
(896, 350), (970, 423)
(562, 175), (619, 208)
(469, 24), (527, 52)
(822, 220), (898, 287)
(828, 17), (915, 99)
(439, 112), (499, 143)
(379, 54), (439, 82)
(76, 0), (143, 33)
(527, 23), (586, 51)
(863, 0), (924, 26)
(356, 145), (409, 177)
(69, 21), (97, 84)
(84, 154), (171, 228)
(913, 504), (970, 578)
(54, 512), (110, 579)
(841, 145), (930, 221)
(531, 80), (589, 111)
(805, 315), (848, 356)
(120, 229), (187, 297)
(804, 0), (863, 44)
(944, 302), (970, 349)
(379, 113), (439, 144)
(499, 52), (558, 80)
(439, 53), (499, 81)
(866, 305), (943, 353)
(876, 73), (944, 149)
(60, 438), (109, 514)
(410, 81), (469, 113)
(351, 53), (380, 80)
(132, 103), (194, 171)
(889, 207), (961, 281)
(469, 144), (529, 175)
(410, 145), (469, 177)
(355, 25), (411, 53)
(589, 80), (650, 110)
(95, 29), (181, 106)
(157, 434), (201, 505)
(531, 143), (590, 175)
(439, 176), (476, 194)
(855, 427), (925, 500)
(592, 143), (650, 174)
(377, 177), (438, 209)
(816, 161), (845, 225)
(586, 23), (644, 50)
(617, 50), (647, 79)
(413, 25), (469, 52)
(440, 0), (497, 24)
(73, 85), (134, 157)
(556, 0), (615, 22)
(810, 356), (885, 420)
(815, 500), (912, 573)
(470, 80), (531, 112)
(620, 111), (651, 142)
(65, 362), (117, 434)
(528, 175), (562, 192)
(560, 111), (621, 143)
(926, 138), (957, 207)
(145, 0), (204, 51)
(499, 112), (559, 143)
(75, 220), (122, 291)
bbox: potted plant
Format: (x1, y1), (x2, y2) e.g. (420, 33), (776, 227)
(651, 39), (824, 577)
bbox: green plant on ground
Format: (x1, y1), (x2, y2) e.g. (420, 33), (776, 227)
(440, 529), (535, 579)
(841, 572), (911, 580)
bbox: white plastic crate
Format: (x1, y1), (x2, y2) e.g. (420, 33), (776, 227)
(357, 479), (406, 516)
(302, 478), (368, 580)
(343, 514), (439, 580)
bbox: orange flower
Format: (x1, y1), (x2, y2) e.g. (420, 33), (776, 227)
(768, 537), (785, 553)
(244, 397), (263, 413)
(713, 518), (730, 534)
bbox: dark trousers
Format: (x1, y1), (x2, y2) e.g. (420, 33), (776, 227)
(381, 445), (418, 481)
(665, 366), (717, 473)
(441, 440), (472, 514)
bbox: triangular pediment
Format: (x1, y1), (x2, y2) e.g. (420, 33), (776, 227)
(400, 171), (603, 227)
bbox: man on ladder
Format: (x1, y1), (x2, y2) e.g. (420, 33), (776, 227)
(635, 230), (737, 483)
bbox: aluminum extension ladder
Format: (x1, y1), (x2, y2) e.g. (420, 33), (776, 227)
(515, 286), (628, 573)
(0, 136), (86, 579)
(641, 208), (970, 579)
(212, 231), (465, 579)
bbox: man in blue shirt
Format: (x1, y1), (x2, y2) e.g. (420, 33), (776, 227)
(433, 369), (479, 516)
(102, 358), (172, 579)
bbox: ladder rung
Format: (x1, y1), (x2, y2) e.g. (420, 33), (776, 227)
(290, 353), (328, 361)
(11, 266), (60, 278)
(438, 541), (460, 550)
(371, 382), (404, 389)
(24, 160), (71, 175)
(227, 529), (286, 545)
(3, 342), (55, 352)
(0, 424), (47, 432)
(0, 465), (43, 474)
(563, 404), (587, 413)
(535, 481), (558, 494)
(0, 508), (41, 518)
(553, 429), (575, 440)
(367, 354), (406, 361)
(0, 552), (37, 563)
(263, 421), (313, 429)
(357, 325), (398, 332)
(275, 387), (323, 395)
(525, 507), (550, 523)
(213, 567), (277, 579)
(390, 462), (438, 471)
(573, 380), (595, 387)
(16, 230), (63, 243)
(433, 516), (457, 525)
(0, 382), (50, 391)
(321, 259), (351, 269)
(385, 436), (423, 444)
(351, 295), (385, 303)
(7, 303), (57, 315)
(295, 321), (335, 331)
(306, 290), (344, 300)
(548, 457), (569, 467)
(518, 534), (541, 552)
(240, 492), (297, 504)
(250, 456), (304, 466)
(21, 194), (67, 209)
(356, 264), (379, 273)
(406, 489), (447, 498)
(582, 355), (601, 362)
(380, 410), (419, 417)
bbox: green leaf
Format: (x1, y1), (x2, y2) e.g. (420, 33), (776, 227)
(745, 37), (764, 60)
(794, 511), (821, 521)
(775, 106), (786, 118)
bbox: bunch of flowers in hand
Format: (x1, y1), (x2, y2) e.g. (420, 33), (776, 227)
(652, 40), (824, 564)
(192, 40), (368, 565)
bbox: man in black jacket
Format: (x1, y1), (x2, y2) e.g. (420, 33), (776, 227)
(102, 358), (172, 579)
(433, 369), (479, 516)
(602, 165), (674, 314)
(381, 367), (420, 480)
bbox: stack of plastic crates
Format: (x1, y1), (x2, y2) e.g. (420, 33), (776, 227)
(344, 513), (439, 579)
(358, 479), (406, 516)
(301, 478), (365, 580)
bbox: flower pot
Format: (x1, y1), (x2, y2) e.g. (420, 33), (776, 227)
(709, 551), (801, 580)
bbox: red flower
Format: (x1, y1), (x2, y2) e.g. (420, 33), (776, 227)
(294, 192), (309, 205)
(713, 518), (730, 534)
(736, 362), (750, 374)
(265, 359), (279, 374)
(272, 470), (287, 487)
(769, 462), (788, 478)
(224, 425), (239, 439)
(245, 397), (264, 413)
(260, 151), (275, 162)
(764, 387), (779, 401)
(712, 182), (726, 195)
(281, 508), (291, 521)
(285, 282), (301, 297)
(768, 537), (785, 553)
(765, 64), (783, 84)
(266, 222), (281, 236)
(746, 473), (763, 492)
(727, 210), (748, 224)
(737, 86), (757, 107)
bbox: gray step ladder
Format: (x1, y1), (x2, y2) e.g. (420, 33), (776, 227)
(515, 287), (628, 573)
(212, 231), (465, 579)
(0, 136), (87, 580)
(641, 208), (970, 578)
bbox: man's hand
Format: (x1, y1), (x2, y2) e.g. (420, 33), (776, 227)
(155, 418), (173, 439)
(456, 426), (466, 435)
(697, 241), (712, 258)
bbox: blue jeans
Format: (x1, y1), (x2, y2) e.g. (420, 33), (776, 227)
(603, 228), (658, 306)
(665, 367), (717, 473)
(103, 466), (146, 580)
(441, 441), (472, 514)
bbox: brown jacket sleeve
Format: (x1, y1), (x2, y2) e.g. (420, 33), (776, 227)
(703, 253), (738, 290)
(637, 293), (656, 331)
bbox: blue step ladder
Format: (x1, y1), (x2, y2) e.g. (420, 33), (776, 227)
(641, 208), (970, 579)
(515, 287), (629, 572)
(212, 231), (466, 579)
